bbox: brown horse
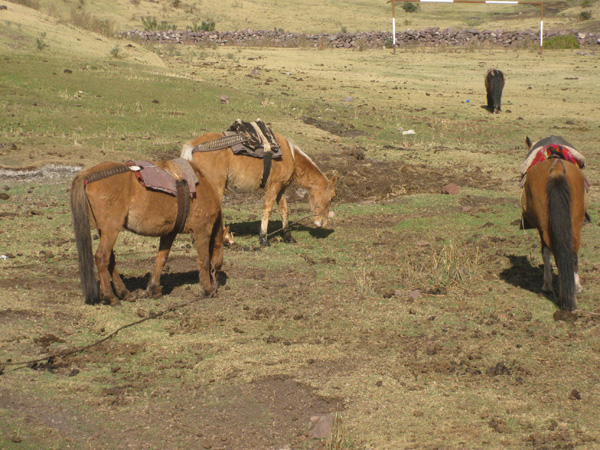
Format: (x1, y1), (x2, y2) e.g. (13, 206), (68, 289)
(71, 160), (224, 305)
(181, 131), (337, 246)
(521, 144), (587, 311)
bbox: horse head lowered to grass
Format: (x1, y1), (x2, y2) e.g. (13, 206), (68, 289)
(70, 158), (224, 305)
(520, 136), (588, 311)
(181, 120), (337, 246)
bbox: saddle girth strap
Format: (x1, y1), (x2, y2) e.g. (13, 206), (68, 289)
(261, 152), (273, 189)
(192, 134), (247, 153)
(174, 179), (190, 234)
(83, 164), (130, 185)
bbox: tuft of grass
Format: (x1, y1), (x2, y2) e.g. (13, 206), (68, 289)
(579, 10), (592, 20)
(70, 9), (114, 37)
(543, 34), (580, 49)
(35, 31), (48, 50)
(328, 413), (345, 450)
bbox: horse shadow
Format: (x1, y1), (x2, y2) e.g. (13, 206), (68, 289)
(121, 270), (229, 297)
(499, 255), (558, 307)
(228, 219), (334, 240)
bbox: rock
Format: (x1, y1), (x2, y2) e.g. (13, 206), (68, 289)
(441, 183), (461, 195)
(568, 389), (581, 400)
(220, 94), (229, 104)
(408, 289), (422, 300)
(553, 310), (578, 322)
(308, 413), (334, 439)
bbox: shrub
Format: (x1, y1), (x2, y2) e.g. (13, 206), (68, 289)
(142, 16), (158, 31)
(7, 0), (40, 9)
(579, 10), (592, 20)
(110, 45), (120, 59)
(201, 19), (215, 31)
(402, 2), (420, 13)
(35, 32), (48, 51)
(543, 34), (580, 49)
(71, 9), (114, 37)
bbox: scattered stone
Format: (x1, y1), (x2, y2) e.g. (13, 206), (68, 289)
(408, 289), (422, 300)
(220, 94), (229, 104)
(489, 417), (511, 433)
(487, 362), (511, 376)
(341, 96), (354, 102)
(553, 310), (578, 323)
(309, 413), (333, 439)
(441, 183), (461, 195)
(568, 389), (581, 400)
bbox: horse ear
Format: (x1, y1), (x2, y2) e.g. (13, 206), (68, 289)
(329, 172), (338, 187)
(525, 136), (532, 149)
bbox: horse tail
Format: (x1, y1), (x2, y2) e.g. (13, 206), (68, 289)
(210, 210), (225, 273)
(70, 174), (100, 304)
(546, 172), (576, 311)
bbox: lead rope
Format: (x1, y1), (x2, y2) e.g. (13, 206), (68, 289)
(0, 289), (217, 375)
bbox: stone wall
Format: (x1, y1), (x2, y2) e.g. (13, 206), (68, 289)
(122, 27), (599, 48)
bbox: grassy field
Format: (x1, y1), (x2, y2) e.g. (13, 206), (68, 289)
(1, 2), (600, 450)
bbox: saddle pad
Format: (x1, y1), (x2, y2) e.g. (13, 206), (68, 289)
(520, 136), (585, 175)
(126, 158), (198, 197)
(225, 119), (282, 159)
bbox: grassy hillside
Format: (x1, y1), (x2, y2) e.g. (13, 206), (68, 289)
(5, 0), (600, 34)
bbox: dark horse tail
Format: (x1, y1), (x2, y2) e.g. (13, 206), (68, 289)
(70, 175), (100, 304)
(546, 172), (576, 311)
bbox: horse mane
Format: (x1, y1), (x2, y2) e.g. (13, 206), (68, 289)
(288, 140), (326, 184)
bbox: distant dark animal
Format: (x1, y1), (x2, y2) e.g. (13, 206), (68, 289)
(521, 137), (587, 311)
(70, 159), (224, 305)
(181, 128), (337, 246)
(485, 68), (505, 113)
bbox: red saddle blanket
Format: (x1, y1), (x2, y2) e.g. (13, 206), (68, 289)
(520, 136), (585, 175)
(529, 144), (584, 170)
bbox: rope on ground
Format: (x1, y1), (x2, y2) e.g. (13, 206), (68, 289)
(0, 290), (215, 375)
(265, 214), (313, 238)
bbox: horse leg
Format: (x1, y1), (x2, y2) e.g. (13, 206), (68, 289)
(95, 230), (120, 306)
(277, 191), (296, 244)
(193, 230), (215, 295)
(145, 232), (177, 298)
(259, 187), (279, 246)
(108, 250), (132, 300)
(542, 245), (553, 293)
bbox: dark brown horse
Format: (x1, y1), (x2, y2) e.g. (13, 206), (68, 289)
(71, 159), (224, 305)
(181, 131), (337, 246)
(521, 141), (587, 311)
(485, 68), (505, 114)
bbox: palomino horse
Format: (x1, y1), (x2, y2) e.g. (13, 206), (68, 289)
(181, 131), (337, 246)
(521, 146), (587, 311)
(71, 160), (224, 305)
(485, 68), (505, 114)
